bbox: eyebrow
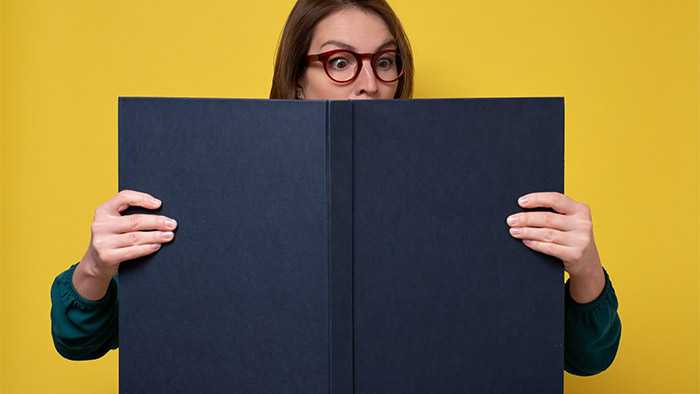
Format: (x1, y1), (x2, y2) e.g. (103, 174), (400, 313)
(319, 39), (397, 52)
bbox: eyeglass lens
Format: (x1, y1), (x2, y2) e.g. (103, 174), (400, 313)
(325, 51), (401, 82)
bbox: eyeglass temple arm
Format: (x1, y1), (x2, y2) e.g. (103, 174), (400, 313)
(306, 54), (322, 64)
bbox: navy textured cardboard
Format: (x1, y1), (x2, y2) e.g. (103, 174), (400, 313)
(351, 99), (564, 394)
(118, 97), (564, 394)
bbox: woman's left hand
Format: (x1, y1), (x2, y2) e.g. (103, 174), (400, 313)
(505, 192), (602, 279)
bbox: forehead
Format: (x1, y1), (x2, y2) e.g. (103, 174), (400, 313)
(309, 7), (394, 52)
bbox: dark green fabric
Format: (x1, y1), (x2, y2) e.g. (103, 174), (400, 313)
(563, 268), (622, 375)
(50, 263), (119, 360)
(50, 262), (621, 375)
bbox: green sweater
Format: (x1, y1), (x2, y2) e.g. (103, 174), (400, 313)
(50, 262), (621, 376)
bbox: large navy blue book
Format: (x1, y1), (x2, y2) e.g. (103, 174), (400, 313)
(118, 97), (564, 394)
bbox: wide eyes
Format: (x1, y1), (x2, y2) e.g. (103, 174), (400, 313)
(328, 54), (356, 70)
(327, 53), (395, 71)
(308, 49), (403, 83)
(375, 55), (395, 70)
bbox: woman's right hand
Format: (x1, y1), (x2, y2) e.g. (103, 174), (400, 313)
(78, 189), (178, 283)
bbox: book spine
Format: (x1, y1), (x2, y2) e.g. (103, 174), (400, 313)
(327, 100), (354, 394)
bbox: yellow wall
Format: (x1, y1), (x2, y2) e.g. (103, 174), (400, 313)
(1, 0), (698, 393)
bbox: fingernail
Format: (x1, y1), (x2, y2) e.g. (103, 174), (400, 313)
(152, 198), (162, 205)
(166, 218), (177, 229)
(163, 231), (174, 240)
(518, 196), (528, 205)
(509, 228), (521, 235)
(507, 215), (517, 225)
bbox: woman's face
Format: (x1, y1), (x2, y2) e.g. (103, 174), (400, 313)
(298, 7), (399, 100)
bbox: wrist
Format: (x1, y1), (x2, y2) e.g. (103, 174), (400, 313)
(568, 264), (605, 304)
(569, 260), (602, 282)
(79, 249), (116, 282)
(73, 255), (114, 302)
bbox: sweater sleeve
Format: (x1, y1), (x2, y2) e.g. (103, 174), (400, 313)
(50, 262), (119, 360)
(563, 267), (622, 376)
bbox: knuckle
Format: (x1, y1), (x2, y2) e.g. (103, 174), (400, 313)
(571, 249), (584, 261)
(555, 193), (565, 204)
(580, 219), (593, 232)
(96, 249), (110, 263)
(543, 214), (555, 227)
(93, 236), (105, 249)
(119, 189), (137, 202)
(127, 232), (139, 245)
(582, 238), (591, 250)
(128, 215), (140, 231)
(543, 230), (555, 243)
(580, 233), (591, 245)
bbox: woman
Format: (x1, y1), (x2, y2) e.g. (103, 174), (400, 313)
(51, 0), (621, 377)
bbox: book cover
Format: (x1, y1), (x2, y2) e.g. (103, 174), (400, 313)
(118, 97), (564, 394)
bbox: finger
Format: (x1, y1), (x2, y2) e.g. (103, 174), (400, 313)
(102, 243), (162, 264)
(109, 231), (175, 248)
(521, 239), (576, 261)
(506, 211), (576, 231)
(518, 192), (578, 215)
(109, 214), (178, 233)
(509, 226), (575, 246)
(99, 190), (161, 215)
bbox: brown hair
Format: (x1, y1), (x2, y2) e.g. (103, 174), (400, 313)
(269, 0), (414, 99)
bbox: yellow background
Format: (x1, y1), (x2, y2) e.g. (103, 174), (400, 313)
(1, 0), (698, 393)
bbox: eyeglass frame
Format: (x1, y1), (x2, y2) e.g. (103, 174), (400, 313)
(305, 48), (404, 84)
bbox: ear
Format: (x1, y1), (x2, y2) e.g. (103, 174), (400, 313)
(295, 73), (308, 99)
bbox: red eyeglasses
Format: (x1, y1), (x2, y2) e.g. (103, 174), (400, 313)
(306, 49), (404, 83)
